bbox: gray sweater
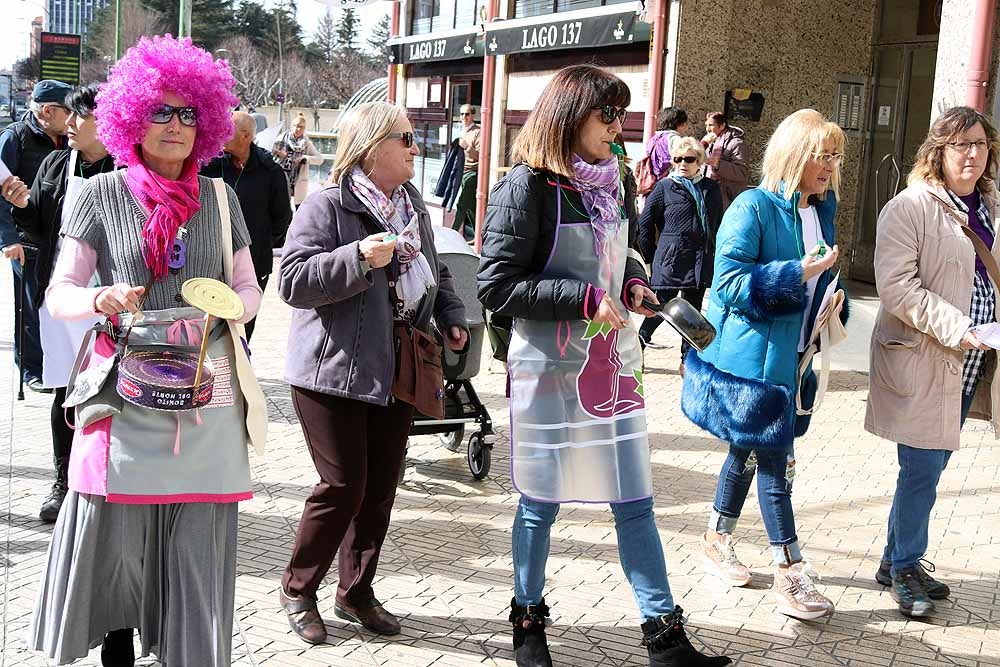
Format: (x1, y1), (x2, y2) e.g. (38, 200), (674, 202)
(278, 175), (466, 405)
(62, 171), (251, 311)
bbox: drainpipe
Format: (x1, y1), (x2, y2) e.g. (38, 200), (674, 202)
(475, 0), (499, 253)
(643, 0), (669, 146)
(966, 0), (997, 112)
(388, 0), (401, 104)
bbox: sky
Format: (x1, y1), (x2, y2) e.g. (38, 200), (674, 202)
(0, 0), (391, 72)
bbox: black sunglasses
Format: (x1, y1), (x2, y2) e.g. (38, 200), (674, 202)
(672, 155), (698, 164)
(387, 131), (414, 148)
(149, 104), (198, 127)
(592, 105), (627, 125)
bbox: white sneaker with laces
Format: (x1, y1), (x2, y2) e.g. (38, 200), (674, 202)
(772, 562), (835, 620)
(701, 532), (753, 587)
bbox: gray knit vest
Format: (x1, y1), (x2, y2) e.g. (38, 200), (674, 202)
(62, 170), (250, 312)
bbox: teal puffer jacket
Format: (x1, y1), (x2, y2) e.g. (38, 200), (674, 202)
(681, 183), (840, 450)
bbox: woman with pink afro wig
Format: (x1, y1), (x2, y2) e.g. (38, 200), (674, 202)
(27, 35), (266, 667)
(97, 34), (238, 167)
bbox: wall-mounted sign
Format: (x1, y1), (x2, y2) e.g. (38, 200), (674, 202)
(484, 11), (641, 56)
(724, 89), (765, 122)
(39, 32), (81, 86)
(389, 32), (483, 64)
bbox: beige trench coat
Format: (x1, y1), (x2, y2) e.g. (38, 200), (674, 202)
(866, 180), (1000, 451)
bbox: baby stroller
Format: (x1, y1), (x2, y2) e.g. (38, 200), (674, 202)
(407, 226), (495, 480)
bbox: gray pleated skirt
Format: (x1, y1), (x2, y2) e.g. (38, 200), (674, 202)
(27, 492), (238, 666)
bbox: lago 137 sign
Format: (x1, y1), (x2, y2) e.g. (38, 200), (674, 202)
(389, 32), (483, 64)
(485, 12), (639, 55)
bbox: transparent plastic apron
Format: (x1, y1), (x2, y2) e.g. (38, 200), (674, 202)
(39, 150), (102, 388)
(507, 180), (652, 503)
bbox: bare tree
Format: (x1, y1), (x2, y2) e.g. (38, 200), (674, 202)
(218, 35), (282, 108)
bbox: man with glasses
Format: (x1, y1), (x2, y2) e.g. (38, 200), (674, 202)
(453, 103), (481, 240)
(0, 79), (71, 392)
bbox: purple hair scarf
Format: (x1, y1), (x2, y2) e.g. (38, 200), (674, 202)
(569, 154), (624, 257)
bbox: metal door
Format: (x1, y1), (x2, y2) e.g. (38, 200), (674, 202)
(851, 44), (937, 282)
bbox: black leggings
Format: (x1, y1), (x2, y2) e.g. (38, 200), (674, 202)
(50, 387), (74, 461)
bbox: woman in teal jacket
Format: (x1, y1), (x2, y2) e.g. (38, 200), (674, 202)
(681, 109), (846, 621)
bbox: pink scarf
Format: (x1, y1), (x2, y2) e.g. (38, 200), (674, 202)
(125, 156), (202, 279)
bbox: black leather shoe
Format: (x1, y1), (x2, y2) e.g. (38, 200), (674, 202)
(509, 597), (553, 667)
(335, 597), (401, 635)
(279, 589), (327, 644)
(100, 628), (135, 667)
(25, 376), (53, 393)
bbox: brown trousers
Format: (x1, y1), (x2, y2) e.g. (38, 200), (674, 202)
(282, 386), (414, 603)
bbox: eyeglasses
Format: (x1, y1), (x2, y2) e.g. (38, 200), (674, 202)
(672, 155), (698, 164)
(149, 104), (198, 127)
(461, 112), (474, 117)
(387, 131), (414, 148)
(812, 152), (844, 166)
(44, 104), (70, 114)
(592, 105), (627, 125)
(946, 140), (989, 154)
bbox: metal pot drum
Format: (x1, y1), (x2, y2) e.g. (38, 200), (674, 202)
(645, 296), (717, 351)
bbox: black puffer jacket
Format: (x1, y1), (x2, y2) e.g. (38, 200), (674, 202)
(478, 164), (647, 320)
(12, 149), (118, 302)
(638, 176), (723, 290)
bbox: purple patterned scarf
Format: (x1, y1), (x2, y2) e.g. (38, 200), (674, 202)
(569, 154), (624, 257)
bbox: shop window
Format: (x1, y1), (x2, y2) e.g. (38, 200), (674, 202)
(455, 0), (479, 27)
(513, 0), (625, 18)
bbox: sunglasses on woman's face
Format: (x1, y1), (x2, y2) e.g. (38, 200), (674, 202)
(149, 104), (198, 127)
(673, 155), (698, 164)
(592, 105), (627, 125)
(387, 131), (415, 148)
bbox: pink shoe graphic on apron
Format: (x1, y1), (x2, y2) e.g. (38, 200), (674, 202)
(577, 321), (645, 419)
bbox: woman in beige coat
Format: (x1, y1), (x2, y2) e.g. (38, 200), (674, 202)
(273, 112), (324, 207)
(867, 106), (1000, 619)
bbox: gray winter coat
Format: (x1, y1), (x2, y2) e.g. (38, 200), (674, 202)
(279, 174), (467, 405)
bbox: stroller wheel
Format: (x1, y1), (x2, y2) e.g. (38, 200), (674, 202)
(467, 433), (491, 481)
(439, 425), (466, 453)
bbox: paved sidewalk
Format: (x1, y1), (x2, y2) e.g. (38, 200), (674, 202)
(1, 266), (998, 666)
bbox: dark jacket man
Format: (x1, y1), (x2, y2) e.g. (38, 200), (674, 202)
(201, 111), (293, 340)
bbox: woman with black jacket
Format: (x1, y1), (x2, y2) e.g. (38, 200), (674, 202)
(1, 83), (116, 523)
(638, 136), (723, 372)
(477, 65), (730, 667)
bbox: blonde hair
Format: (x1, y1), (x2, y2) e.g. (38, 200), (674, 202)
(329, 101), (406, 184)
(760, 109), (846, 200)
(672, 136), (706, 163)
(908, 106), (1000, 189)
(293, 112), (307, 128)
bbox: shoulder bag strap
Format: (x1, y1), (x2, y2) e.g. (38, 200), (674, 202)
(212, 177), (268, 455)
(930, 191), (1000, 287)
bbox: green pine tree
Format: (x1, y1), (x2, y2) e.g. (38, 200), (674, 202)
(365, 13), (391, 68)
(140, 0), (236, 52)
(335, 8), (360, 54)
(310, 8), (337, 65)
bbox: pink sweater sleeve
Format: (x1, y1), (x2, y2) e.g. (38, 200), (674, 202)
(47, 238), (263, 324)
(232, 247), (263, 324)
(46, 237), (104, 320)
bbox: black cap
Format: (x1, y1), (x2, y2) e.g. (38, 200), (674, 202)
(31, 80), (73, 105)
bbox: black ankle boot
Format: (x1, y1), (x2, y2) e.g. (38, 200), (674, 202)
(39, 456), (69, 523)
(642, 607), (731, 667)
(509, 597), (553, 667)
(101, 628), (135, 667)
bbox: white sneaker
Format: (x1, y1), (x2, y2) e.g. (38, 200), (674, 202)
(701, 532), (753, 587)
(772, 562), (835, 620)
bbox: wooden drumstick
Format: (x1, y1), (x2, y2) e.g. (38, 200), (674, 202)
(192, 312), (212, 407)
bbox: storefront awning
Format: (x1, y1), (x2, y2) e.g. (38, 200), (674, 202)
(389, 32), (484, 65)
(483, 10), (643, 56)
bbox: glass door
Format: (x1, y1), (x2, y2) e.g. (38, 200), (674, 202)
(851, 43), (937, 282)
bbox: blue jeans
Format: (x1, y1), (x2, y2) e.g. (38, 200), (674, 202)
(710, 445), (800, 565)
(512, 496), (675, 620)
(882, 390), (974, 574)
(12, 256), (43, 380)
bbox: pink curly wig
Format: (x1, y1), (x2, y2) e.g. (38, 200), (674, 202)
(96, 35), (238, 167)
